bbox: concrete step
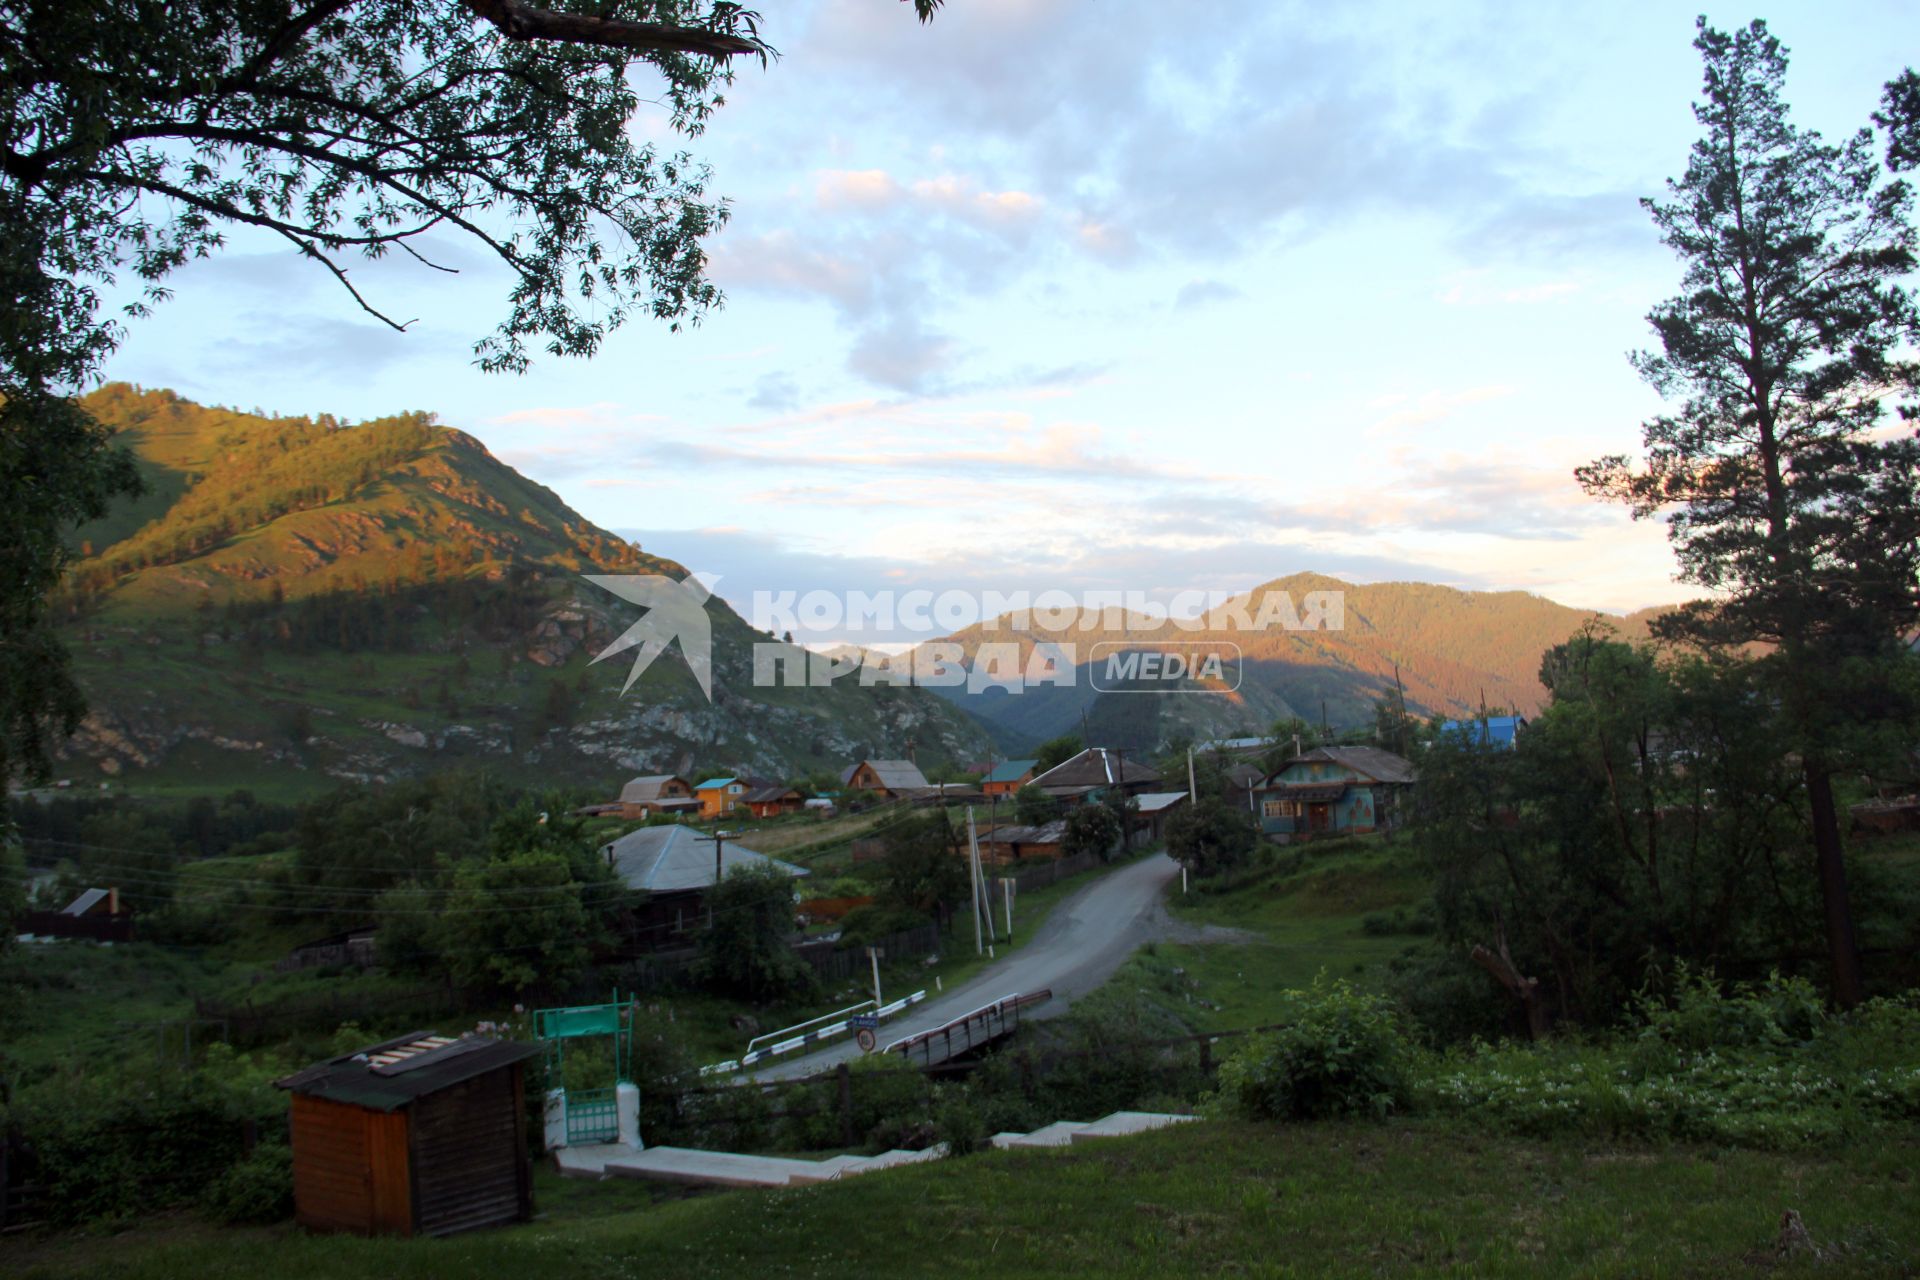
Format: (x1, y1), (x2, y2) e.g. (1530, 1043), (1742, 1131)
(783, 1155), (871, 1186)
(552, 1142), (642, 1180)
(606, 1146), (828, 1189)
(992, 1120), (1092, 1149)
(835, 1145), (949, 1177)
(1068, 1111), (1200, 1143)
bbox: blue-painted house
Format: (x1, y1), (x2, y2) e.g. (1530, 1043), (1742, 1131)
(1255, 746), (1417, 840)
(1439, 715), (1528, 749)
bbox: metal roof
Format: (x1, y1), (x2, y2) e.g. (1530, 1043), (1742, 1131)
(983, 820), (1068, 845)
(618, 774), (688, 804)
(745, 785), (801, 804)
(599, 824), (809, 894)
(842, 759), (930, 791)
(983, 759), (1039, 783)
(1133, 791), (1191, 814)
(1440, 716), (1527, 748)
(1029, 748), (1161, 790)
(1276, 746), (1417, 785)
(61, 887), (110, 916)
(694, 776), (739, 791)
(276, 1032), (546, 1112)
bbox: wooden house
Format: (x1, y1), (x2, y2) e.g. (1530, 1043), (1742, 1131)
(19, 886), (134, 942)
(839, 758), (930, 799)
(600, 824), (809, 948)
(1254, 746), (1416, 839)
(276, 1031), (545, 1238)
(980, 759), (1038, 796)
(979, 819), (1067, 864)
(744, 785), (804, 819)
(1131, 791), (1190, 844)
(276, 925), (378, 973)
(1029, 748), (1162, 805)
(617, 774), (698, 820)
(693, 776), (748, 818)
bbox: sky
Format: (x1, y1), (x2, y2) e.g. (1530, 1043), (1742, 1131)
(99, 0), (1918, 644)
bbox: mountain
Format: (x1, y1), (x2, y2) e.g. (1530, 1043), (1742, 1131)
(51, 385), (992, 791)
(919, 573), (1664, 753)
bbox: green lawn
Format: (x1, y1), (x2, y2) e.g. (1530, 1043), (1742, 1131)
(7, 1121), (1916, 1278)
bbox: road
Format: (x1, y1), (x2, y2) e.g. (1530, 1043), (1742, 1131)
(754, 852), (1183, 1081)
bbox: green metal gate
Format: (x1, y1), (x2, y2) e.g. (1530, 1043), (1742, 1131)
(564, 1087), (620, 1144)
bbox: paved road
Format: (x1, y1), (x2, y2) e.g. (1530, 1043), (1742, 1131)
(754, 852), (1183, 1081)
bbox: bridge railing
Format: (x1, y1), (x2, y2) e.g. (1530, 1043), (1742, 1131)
(883, 989), (1052, 1068)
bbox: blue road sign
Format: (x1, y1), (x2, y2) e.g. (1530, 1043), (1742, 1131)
(849, 1013), (880, 1030)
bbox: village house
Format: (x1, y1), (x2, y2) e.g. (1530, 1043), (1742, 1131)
(1131, 791), (1190, 845)
(276, 1031), (544, 1237)
(19, 886), (134, 942)
(616, 774), (698, 820)
(840, 758), (930, 799)
(979, 818), (1068, 864)
(693, 775), (749, 818)
(979, 758), (1038, 796)
(744, 784), (805, 819)
(599, 824), (809, 947)
(1254, 745), (1416, 840)
(1029, 747), (1162, 806)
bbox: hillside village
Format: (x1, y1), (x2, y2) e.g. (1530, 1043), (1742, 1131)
(7, 4), (1920, 1278)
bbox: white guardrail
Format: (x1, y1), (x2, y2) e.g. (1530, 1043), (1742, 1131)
(699, 989), (928, 1077)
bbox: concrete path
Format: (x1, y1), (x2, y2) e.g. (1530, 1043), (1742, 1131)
(754, 852), (1182, 1081)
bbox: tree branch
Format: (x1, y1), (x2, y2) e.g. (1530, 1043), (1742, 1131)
(459, 0), (762, 59)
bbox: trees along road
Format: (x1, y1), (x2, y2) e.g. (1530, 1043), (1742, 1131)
(754, 851), (1183, 1081)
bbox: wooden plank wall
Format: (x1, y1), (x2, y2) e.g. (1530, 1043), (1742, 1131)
(408, 1066), (528, 1236)
(289, 1094), (412, 1236)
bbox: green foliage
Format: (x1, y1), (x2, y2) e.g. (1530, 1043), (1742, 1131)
(693, 863), (816, 1004)
(1062, 800), (1122, 863)
(437, 849), (598, 997)
(200, 1143), (294, 1226)
(874, 812), (967, 921)
(835, 903), (934, 947)
(1033, 734), (1083, 774)
(932, 1087), (991, 1158)
(1164, 794), (1258, 878)
(1012, 784), (1059, 825)
(1214, 978), (1414, 1121)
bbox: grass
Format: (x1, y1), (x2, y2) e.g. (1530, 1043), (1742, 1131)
(6, 1121), (1917, 1278)
(1152, 835), (1428, 1028)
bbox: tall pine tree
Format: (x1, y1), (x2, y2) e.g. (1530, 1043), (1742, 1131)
(1579, 19), (1920, 1007)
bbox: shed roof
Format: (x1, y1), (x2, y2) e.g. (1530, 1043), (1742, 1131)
(600, 824), (809, 894)
(694, 776), (739, 791)
(60, 887), (111, 917)
(745, 785), (801, 804)
(276, 1032), (545, 1112)
(983, 819), (1068, 846)
(983, 759), (1039, 783)
(1133, 791), (1190, 814)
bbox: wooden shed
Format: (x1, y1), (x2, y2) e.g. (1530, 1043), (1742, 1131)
(275, 1031), (544, 1238)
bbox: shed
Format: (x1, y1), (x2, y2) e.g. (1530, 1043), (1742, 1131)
(276, 1031), (545, 1237)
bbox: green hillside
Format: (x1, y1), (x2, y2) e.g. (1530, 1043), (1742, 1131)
(50, 386), (992, 793)
(926, 572), (1662, 750)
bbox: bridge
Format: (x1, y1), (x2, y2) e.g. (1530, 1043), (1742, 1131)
(881, 989), (1052, 1069)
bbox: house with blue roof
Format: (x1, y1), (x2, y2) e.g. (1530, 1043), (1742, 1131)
(694, 775), (746, 818)
(598, 824), (809, 947)
(1439, 715), (1528, 749)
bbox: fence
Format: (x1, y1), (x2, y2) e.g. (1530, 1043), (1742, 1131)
(795, 921), (944, 983)
(1003, 851), (1102, 893)
(0, 1136), (42, 1234)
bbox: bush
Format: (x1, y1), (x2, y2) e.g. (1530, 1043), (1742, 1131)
(1214, 978), (1414, 1121)
(835, 904), (931, 948)
(932, 1087), (990, 1157)
(201, 1142), (293, 1224)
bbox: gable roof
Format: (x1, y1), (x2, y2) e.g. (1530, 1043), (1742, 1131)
(61, 887), (112, 916)
(694, 776), (739, 792)
(745, 785), (802, 804)
(1275, 745), (1417, 785)
(982, 819), (1068, 846)
(619, 774), (689, 804)
(600, 824), (809, 894)
(983, 759), (1039, 783)
(276, 1031), (545, 1112)
(1133, 791), (1191, 814)
(1030, 748), (1161, 790)
(842, 759), (930, 791)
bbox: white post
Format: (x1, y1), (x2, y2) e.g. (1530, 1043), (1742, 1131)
(868, 945), (883, 1011)
(966, 807), (984, 955)
(1002, 877), (1013, 935)
(616, 1081), (642, 1150)
(543, 1088), (568, 1152)
(1187, 748), (1197, 804)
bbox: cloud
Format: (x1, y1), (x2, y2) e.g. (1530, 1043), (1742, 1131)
(1175, 279), (1245, 309)
(846, 322), (959, 393)
(747, 371), (802, 412)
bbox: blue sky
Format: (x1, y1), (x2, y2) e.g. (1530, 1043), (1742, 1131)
(100, 0), (1917, 639)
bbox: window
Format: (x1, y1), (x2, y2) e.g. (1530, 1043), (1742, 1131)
(1262, 800), (1286, 819)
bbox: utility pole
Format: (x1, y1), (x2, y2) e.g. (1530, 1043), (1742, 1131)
(868, 946), (883, 1010)
(966, 807), (984, 955)
(709, 829), (733, 927)
(1186, 747), (1197, 804)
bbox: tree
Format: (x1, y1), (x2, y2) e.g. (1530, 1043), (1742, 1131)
(0, 1), (948, 785)
(1061, 800), (1122, 864)
(875, 811), (968, 923)
(1012, 784), (1059, 826)
(437, 848), (597, 996)
(1577, 20), (1920, 1007)
(1878, 68), (1919, 171)
(694, 862), (814, 1003)
(1033, 733), (1083, 774)
(1164, 796), (1257, 878)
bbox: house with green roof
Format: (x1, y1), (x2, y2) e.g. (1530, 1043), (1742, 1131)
(981, 758), (1039, 796)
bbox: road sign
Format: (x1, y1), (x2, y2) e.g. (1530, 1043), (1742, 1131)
(849, 1013), (879, 1030)
(855, 1028), (877, 1053)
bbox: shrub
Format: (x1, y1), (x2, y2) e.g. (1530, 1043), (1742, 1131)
(201, 1142), (293, 1224)
(933, 1087), (990, 1157)
(1214, 978), (1414, 1121)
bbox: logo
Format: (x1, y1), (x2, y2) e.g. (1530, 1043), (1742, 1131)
(1089, 641), (1244, 693)
(585, 573), (718, 700)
